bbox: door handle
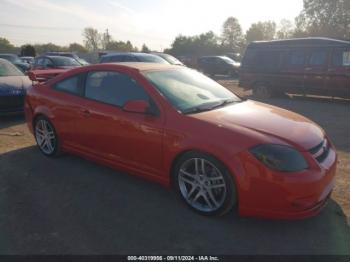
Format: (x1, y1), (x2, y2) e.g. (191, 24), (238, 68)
(81, 109), (91, 117)
(305, 67), (312, 71)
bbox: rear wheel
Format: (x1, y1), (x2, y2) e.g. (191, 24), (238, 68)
(173, 152), (236, 216)
(34, 116), (60, 157)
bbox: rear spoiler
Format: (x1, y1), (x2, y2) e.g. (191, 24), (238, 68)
(27, 69), (68, 83)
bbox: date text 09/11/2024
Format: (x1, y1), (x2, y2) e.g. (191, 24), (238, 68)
(127, 256), (220, 261)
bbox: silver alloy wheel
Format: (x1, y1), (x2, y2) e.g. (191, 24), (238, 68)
(35, 119), (56, 155)
(178, 158), (227, 212)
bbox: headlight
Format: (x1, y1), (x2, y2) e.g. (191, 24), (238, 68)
(249, 144), (308, 172)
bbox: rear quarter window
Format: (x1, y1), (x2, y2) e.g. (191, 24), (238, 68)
(332, 49), (350, 66)
(54, 75), (81, 95)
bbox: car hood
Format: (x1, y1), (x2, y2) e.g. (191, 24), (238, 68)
(0, 76), (32, 94)
(191, 100), (324, 151)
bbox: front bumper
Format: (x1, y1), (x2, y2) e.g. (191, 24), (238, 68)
(233, 145), (337, 219)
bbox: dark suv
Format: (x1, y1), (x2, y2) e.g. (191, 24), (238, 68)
(197, 56), (240, 77)
(239, 37), (350, 98)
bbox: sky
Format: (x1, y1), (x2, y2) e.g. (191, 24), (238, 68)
(0, 0), (304, 51)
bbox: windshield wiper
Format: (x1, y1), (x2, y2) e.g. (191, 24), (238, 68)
(183, 99), (238, 115)
(207, 99), (237, 110)
(183, 106), (213, 114)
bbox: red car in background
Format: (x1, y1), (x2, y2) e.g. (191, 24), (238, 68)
(25, 63), (337, 219)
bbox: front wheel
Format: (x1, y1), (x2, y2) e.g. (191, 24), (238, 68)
(173, 152), (237, 216)
(34, 116), (60, 157)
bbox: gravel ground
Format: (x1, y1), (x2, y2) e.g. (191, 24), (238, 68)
(0, 79), (349, 254)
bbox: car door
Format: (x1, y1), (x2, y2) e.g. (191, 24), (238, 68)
(303, 49), (329, 95)
(279, 49), (307, 94)
(215, 58), (228, 75)
(326, 47), (350, 98)
(48, 73), (87, 148)
(212, 57), (224, 74)
(205, 57), (216, 74)
(76, 70), (165, 176)
(199, 58), (210, 73)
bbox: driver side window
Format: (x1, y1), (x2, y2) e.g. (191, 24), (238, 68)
(44, 58), (53, 68)
(84, 71), (150, 107)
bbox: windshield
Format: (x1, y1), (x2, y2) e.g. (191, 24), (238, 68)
(0, 59), (24, 76)
(139, 54), (168, 64)
(46, 52), (78, 59)
(77, 58), (89, 65)
(143, 68), (240, 113)
(221, 56), (237, 64)
(51, 56), (80, 66)
(0, 54), (21, 64)
(158, 54), (183, 65)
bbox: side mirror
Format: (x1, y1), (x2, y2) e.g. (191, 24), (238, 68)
(123, 100), (150, 114)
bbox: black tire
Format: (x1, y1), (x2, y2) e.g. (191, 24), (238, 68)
(34, 116), (61, 157)
(173, 151), (237, 216)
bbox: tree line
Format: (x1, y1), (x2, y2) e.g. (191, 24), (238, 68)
(166, 0), (350, 58)
(0, 37), (89, 57)
(0, 28), (151, 56)
(0, 0), (349, 58)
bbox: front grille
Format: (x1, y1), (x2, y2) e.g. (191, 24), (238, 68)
(309, 139), (330, 163)
(0, 95), (25, 110)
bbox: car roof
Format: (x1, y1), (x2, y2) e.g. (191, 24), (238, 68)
(200, 56), (225, 58)
(65, 63), (178, 74)
(249, 37), (350, 48)
(102, 52), (156, 58)
(36, 55), (73, 59)
(46, 52), (75, 54)
(45, 52), (78, 57)
(0, 58), (10, 63)
(101, 62), (177, 71)
(35, 63), (183, 84)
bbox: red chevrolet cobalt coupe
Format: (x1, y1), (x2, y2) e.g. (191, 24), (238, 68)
(25, 63), (337, 219)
